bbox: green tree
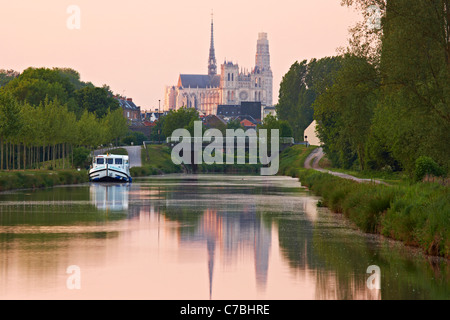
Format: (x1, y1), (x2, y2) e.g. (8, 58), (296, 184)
(74, 86), (120, 119)
(226, 119), (244, 131)
(0, 70), (20, 88)
(259, 114), (293, 138)
(276, 58), (343, 141)
(276, 61), (308, 140)
(0, 91), (22, 170)
(122, 131), (147, 146)
(149, 118), (166, 143)
(77, 110), (102, 149)
(162, 107), (200, 137)
(377, 0), (450, 173)
(103, 108), (129, 146)
(314, 55), (380, 170)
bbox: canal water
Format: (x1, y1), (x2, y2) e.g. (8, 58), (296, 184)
(0, 175), (448, 300)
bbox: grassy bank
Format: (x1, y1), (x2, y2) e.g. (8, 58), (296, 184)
(278, 145), (318, 176)
(131, 145), (262, 177)
(318, 156), (405, 185)
(297, 170), (449, 259)
(107, 148), (128, 155)
(277, 145), (449, 259)
(131, 145), (183, 177)
(0, 170), (89, 192)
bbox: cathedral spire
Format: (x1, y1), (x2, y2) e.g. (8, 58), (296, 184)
(208, 11), (217, 77)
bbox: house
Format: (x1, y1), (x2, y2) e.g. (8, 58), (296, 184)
(115, 97), (141, 122)
(217, 105), (241, 118)
(217, 101), (262, 122)
(262, 106), (276, 120)
(304, 121), (321, 146)
(143, 112), (164, 123)
(203, 114), (227, 130)
(240, 102), (262, 122)
(240, 119), (257, 130)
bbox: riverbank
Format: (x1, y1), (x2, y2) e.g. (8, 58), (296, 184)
(278, 145), (449, 259)
(131, 145), (261, 177)
(130, 145), (182, 177)
(0, 169), (89, 192)
(1, 145), (447, 259)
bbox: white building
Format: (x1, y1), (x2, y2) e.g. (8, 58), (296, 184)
(164, 17), (273, 116)
(262, 106), (277, 120)
(304, 121), (322, 146)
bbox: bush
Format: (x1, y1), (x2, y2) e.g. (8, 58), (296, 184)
(414, 156), (445, 182)
(130, 166), (160, 177)
(121, 131), (148, 146)
(108, 148), (128, 155)
(73, 147), (91, 169)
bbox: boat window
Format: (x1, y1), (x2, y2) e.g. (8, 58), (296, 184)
(115, 158), (123, 165)
(96, 158), (104, 165)
(106, 158), (114, 164)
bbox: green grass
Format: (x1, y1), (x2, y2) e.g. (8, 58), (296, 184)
(278, 145), (318, 177)
(0, 169), (89, 192)
(131, 145), (182, 177)
(275, 145), (450, 259)
(324, 166), (405, 184)
(133, 145), (264, 177)
(317, 155), (406, 184)
(142, 145), (182, 173)
(107, 148), (128, 155)
(35, 158), (73, 170)
(297, 169), (449, 259)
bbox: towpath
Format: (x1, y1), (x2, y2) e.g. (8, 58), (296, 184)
(304, 147), (388, 185)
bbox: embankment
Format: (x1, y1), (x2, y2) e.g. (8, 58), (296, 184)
(131, 145), (261, 177)
(278, 145), (449, 259)
(0, 170), (89, 192)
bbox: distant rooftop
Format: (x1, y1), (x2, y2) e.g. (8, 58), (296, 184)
(178, 74), (220, 89)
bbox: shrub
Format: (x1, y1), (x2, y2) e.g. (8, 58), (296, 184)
(415, 156), (445, 182)
(121, 131), (147, 146)
(73, 147), (91, 169)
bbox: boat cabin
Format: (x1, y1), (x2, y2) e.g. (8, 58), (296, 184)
(93, 155), (129, 167)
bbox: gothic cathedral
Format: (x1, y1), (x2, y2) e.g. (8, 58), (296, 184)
(164, 16), (273, 116)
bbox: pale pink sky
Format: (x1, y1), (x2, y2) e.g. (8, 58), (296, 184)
(0, 0), (361, 110)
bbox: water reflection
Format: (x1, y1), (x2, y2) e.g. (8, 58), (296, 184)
(0, 175), (448, 300)
(90, 183), (130, 212)
(167, 208), (272, 299)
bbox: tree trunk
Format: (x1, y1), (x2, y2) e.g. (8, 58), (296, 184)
(0, 137), (3, 171)
(53, 144), (56, 169)
(358, 145), (365, 172)
(17, 143), (20, 170)
(12, 143), (15, 171)
(446, 1), (450, 67)
(23, 143), (26, 170)
(6, 141), (9, 171)
(11, 143), (16, 170)
(29, 146), (32, 169)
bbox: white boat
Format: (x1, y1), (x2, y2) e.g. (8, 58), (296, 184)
(89, 154), (132, 183)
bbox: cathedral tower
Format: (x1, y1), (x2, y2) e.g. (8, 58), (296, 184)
(255, 32), (270, 71)
(208, 14), (217, 77)
(255, 32), (273, 106)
